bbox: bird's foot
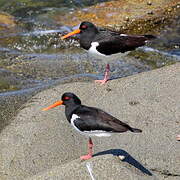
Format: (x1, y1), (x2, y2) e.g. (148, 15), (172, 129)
(95, 79), (108, 85)
(80, 154), (92, 160)
(95, 64), (110, 85)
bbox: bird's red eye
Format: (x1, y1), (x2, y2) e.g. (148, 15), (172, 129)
(81, 25), (87, 29)
(64, 96), (70, 100)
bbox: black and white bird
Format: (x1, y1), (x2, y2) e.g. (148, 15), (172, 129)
(61, 21), (155, 84)
(43, 92), (142, 160)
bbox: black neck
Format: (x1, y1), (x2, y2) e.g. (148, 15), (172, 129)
(80, 30), (98, 50)
(65, 104), (81, 122)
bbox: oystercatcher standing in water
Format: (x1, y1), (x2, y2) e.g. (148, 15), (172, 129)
(43, 92), (142, 160)
(61, 21), (155, 85)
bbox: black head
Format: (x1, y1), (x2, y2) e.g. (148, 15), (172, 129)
(61, 21), (98, 41)
(61, 92), (81, 106)
(79, 21), (98, 34)
(42, 92), (81, 111)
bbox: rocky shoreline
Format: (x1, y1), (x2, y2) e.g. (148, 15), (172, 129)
(0, 63), (179, 179)
(0, 1), (180, 179)
(55, 0), (180, 34)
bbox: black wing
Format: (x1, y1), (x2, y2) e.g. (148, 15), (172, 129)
(73, 105), (141, 133)
(95, 32), (153, 55)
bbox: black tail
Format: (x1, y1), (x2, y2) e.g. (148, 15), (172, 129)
(144, 34), (156, 40)
(130, 128), (142, 133)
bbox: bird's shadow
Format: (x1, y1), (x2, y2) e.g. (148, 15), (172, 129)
(93, 149), (153, 176)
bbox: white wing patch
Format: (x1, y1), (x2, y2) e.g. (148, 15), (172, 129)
(85, 131), (111, 137)
(70, 114), (111, 137)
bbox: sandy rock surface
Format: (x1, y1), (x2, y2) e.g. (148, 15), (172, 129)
(28, 155), (156, 180)
(0, 63), (180, 179)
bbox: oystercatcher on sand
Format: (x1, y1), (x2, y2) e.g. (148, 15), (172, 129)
(43, 92), (142, 160)
(61, 21), (155, 85)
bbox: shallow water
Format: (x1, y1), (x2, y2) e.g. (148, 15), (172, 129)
(0, 0), (180, 95)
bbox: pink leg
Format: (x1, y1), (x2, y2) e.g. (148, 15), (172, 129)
(176, 135), (180, 141)
(80, 137), (93, 160)
(95, 64), (110, 85)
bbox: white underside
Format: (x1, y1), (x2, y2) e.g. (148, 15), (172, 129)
(88, 42), (129, 62)
(71, 114), (112, 137)
(88, 42), (106, 57)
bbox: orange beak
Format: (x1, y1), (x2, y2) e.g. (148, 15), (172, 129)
(61, 29), (81, 40)
(42, 100), (63, 111)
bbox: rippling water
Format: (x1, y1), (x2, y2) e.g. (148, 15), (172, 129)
(0, 0), (180, 95)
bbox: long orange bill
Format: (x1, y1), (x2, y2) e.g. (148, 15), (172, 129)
(61, 29), (81, 40)
(42, 100), (63, 111)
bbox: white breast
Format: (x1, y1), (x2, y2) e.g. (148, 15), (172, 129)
(71, 114), (83, 134)
(88, 42), (106, 57)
